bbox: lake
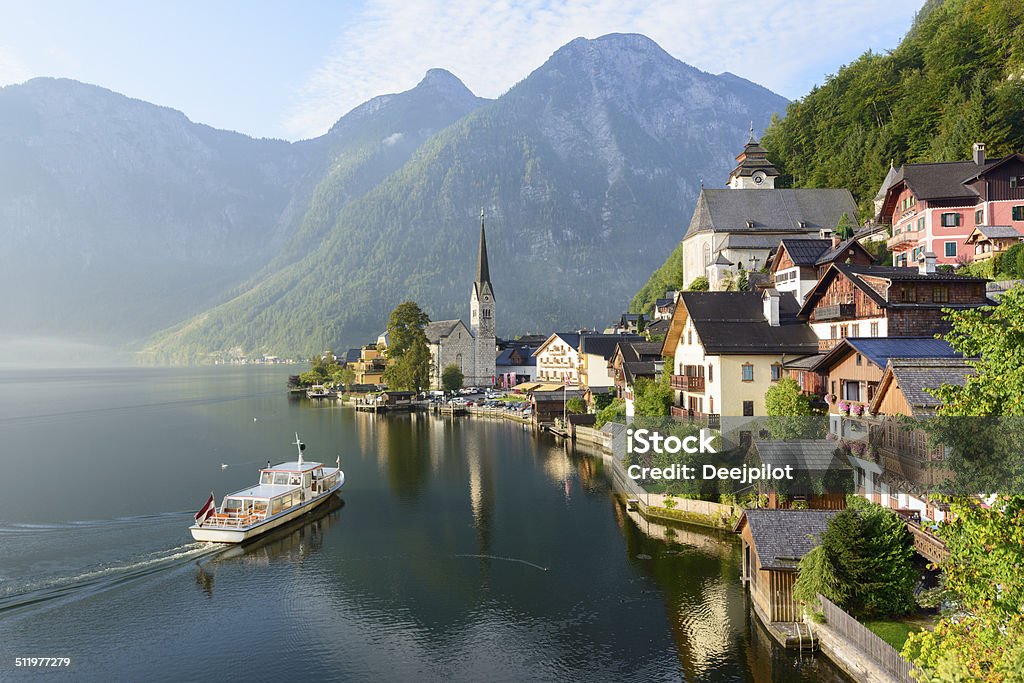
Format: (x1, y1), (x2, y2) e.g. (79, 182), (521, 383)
(0, 366), (847, 681)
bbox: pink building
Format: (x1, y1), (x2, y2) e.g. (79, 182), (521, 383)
(878, 143), (1024, 267)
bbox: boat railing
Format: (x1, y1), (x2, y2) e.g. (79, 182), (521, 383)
(204, 510), (267, 528)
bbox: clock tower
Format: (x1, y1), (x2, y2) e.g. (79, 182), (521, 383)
(726, 124), (779, 189)
(470, 210), (496, 386)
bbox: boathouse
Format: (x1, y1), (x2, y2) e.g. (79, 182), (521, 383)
(736, 509), (837, 623)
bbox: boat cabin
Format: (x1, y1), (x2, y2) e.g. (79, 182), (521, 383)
(212, 460), (338, 527)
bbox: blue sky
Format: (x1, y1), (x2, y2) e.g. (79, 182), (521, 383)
(0, 0), (923, 141)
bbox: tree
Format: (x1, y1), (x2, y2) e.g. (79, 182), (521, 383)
(382, 301), (432, 392)
(932, 285), (1024, 416)
(565, 397), (587, 414)
(331, 366), (356, 388)
(764, 377), (823, 439)
(441, 364), (464, 392)
(793, 504), (916, 620)
(593, 392), (614, 411)
(835, 212), (855, 240)
(595, 398), (626, 428)
(633, 377), (672, 417)
(687, 276), (709, 292)
(904, 497), (1024, 682)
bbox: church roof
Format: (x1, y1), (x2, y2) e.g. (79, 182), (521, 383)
(684, 188), (859, 240)
(424, 319), (466, 343)
(874, 163), (900, 200)
(474, 210), (493, 298)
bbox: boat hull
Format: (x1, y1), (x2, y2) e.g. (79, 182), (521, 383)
(189, 474), (345, 543)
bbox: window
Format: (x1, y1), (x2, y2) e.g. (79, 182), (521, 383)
(945, 241), (958, 258)
(840, 324), (849, 338)
(708, 364), (713, 382)
(1012, 176), (1019, 189)
(940, 213), (961, 227)
(830, 325), (838, 339)
(687, 330), (692, 345)
(933, 285), (949, 303)
(1013, 206), (1024, 221)
(976, 209), (984, 225)
(703, 243), (712, 267)
(917, 217), (925, 232)
(771, 364), (782, 382)
(741, 364), (754, 382)
(851, 323), (860, 337)
(856, 353), (862, 366)
(870, 322), (879, 337)
(742, 401), (754, 417)
(898, 285), (917, 303)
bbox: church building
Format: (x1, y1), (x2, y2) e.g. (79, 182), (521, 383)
(680, 131), (860, 290)
(425, 211), (497, 388)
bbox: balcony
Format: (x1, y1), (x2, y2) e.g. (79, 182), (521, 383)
(670, 406), (720, 428)
(814, 303), (856, 321)
(887, 230), (918, 250)
(818, 338), (841, 352)
(670, 374), (705, 392)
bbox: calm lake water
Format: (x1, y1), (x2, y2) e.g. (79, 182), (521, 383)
(0, 367), (848, 681)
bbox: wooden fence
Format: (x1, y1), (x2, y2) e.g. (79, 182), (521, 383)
(818, 594), (916, 683)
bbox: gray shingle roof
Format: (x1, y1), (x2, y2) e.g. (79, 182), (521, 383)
(680, 291), (819, 355)
(424, 319), (464, 343)
(896, 160), (990, 201)
(779, 238), (833, 266)
(812, 337), (960, 372)
(684, 188), (859, 240)
(752, 440), (853, 472)
(889, 357), (974, 417)
(740, 509), (838, 571)
(973, 225), (1024, 240)
(580, 333), (643, 360)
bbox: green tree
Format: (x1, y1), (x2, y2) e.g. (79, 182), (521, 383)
(382, 301), (431, 392)
(835, 212), (855, 239)
(633, 377), (673, 417)
(331, 366), (356, 388)
(593, 392), (614, 411)
(595, 398), (626, 428)
(565, 396), (587, 414)
(764, 377), (823, 439)
(687, 276), (709, 292)
(793, 505), (916, 619)
(441, 364), (464, 392)
(933, 285), (1024, 416)
(904, 497), (1024, 682)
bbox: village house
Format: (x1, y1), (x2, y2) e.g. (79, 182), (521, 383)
(578, 334), (643, 392)
(797, 260), (989, 352)
(878, 142), (1024, 267)
(737, 509), (838, 624)
(609, 340), (663, 418)
(661, 290), (819, 421)
(494, 342), (538, 388)
(748, 440), (852, 510)
(963, 224), (1024, 262)
(650, 291), (678, 321)
(769, 236), (874, 303)
(680, 135), (860, 290)
(533, 333), (582, 385)
(866, 357), (974, 525)
(351, 345), (388, 386)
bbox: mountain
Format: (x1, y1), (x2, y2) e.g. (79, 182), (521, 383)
(0, 71), (488, 348)
(146, 33), (788, 361)
(760, 0), (1024, 218)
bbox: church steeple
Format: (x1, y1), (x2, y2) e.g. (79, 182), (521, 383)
(727, 130), (779, 189)
(476, 208), (491, 290)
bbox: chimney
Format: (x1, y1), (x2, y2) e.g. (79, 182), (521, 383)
(831, 235), (841, 249)
(762, 289), (781, 327)
(973, 142), (986, 167)
(918, 251), (937, 275)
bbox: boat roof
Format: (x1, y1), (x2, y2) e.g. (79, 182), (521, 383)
(262, 461), (323, 472)
(226, 484), (298, 500)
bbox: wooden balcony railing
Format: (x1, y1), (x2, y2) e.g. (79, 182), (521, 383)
(814, 303), (856, 321)
(670, 374), (704, 392)
(669, 407), (720, 428)
(818, 338), (841, 352)
(905, 519), (948, 564)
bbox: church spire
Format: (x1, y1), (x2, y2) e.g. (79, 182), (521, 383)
(476, 208), (491, 287)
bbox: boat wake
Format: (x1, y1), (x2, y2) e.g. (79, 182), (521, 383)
(454, 554), (550, 572)
(0, 511), (193, 535)
(0, 542), (223, 620)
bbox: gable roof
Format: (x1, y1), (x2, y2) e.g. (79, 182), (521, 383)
(580, 333), (643, 360)
(496, 345), (538, 367)
(775, 237), (874, 270)
(966, 225), (1024, 242)
(878, 154), (1024, 218)
(811, 337), (959, 373)
(736, 509), (838, 571)
(684, 188), (859, 240)
(675, 291), (819, 355)
(798, 263), (988, 319)
(533, 332), (582, 356)
(751, 440), (853, 472)
(424, 319), (468, 344)
(870, 357), (975, 418)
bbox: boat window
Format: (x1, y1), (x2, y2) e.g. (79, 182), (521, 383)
(271, 498), (284, 515)
(260, 472), (273, 485)
(303, 474), (311, 488)
(224, 498), (243, 511)
(288, 473), (301, 486)
(273, 472), (290, 485)
(253, 501), (268, 513)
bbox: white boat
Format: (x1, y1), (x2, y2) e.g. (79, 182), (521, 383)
(190, 434), (345, 543)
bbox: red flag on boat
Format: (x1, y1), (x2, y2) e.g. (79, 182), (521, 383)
(194, 493), (216, 527)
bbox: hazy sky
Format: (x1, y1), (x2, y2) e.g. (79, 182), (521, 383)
(0, 0), (922, 141)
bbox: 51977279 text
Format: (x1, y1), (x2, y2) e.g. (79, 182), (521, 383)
(15, 657), (71, 667)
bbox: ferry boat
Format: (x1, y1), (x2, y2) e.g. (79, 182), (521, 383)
(306, 385), (334, 399)
(190, 434), (345, 543)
